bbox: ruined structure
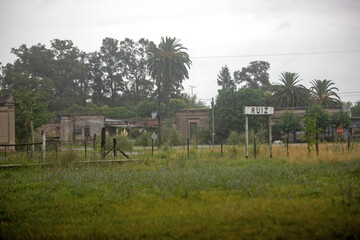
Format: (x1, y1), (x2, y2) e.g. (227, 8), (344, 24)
(175, 108), (210, 138)
(40, 114), (105, 144)
(351, 117), (360, 141)
(0, 94), (15, 152)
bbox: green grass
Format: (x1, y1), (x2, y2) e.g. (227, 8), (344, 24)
(1, 146), (360, 239)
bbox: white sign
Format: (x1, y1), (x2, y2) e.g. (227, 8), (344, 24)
(244, 106), (274, 115)
(151, 132), (157, 140)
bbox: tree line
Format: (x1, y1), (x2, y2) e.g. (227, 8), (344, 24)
(0, 37), (198, 143)
(214, 61), (358, 146)
(1, 36), (359, 146)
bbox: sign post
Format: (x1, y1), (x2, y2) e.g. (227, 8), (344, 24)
(151, 132), (157, 156)
(244, 106), (274, 158)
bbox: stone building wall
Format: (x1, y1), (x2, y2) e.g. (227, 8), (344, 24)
(0, 94), (15, 152)
(60, 115), (105, 144)
(175, 109), (210, 138)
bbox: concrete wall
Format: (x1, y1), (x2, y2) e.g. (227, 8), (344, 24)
(0, 94), (15, 152)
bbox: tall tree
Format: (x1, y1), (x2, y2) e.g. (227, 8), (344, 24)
(147, 37), (192, 119)
(303, 105), (330, 156)
(50, 39), (90, 110)
(88, 51), (106, 106)
(275, 110), (302, 156)
(271, 72), (309, 107)
(99, 37), (124, 107)
(120, 38), (154, 104)
(214, 88), (269, 140)
(233, 61), (271, 91)
(310, 79), (341, 107)
(217, 65), (235, 90)
(352, 101), (360, 117)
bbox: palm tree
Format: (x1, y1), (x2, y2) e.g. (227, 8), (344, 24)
(147, 37), (191, 119)
(271, 72), (309, 108)
(310, 79), (341, 107)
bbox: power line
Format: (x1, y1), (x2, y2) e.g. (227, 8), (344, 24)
(338, 91), (360, 95)
(192, 49), (360, 59)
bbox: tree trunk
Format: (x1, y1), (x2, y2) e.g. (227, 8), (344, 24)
(30, 119), (35, 158)
(287, 133), (289, 157)
(157, 81), (162, 147)
(165, 95), (170, 119)
(315, 133), (319, 156)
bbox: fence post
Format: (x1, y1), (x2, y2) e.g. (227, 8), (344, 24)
(55, 141), (59, 160)
(93, 134), (97, 150)
(41, 130), (46, 160)
(152, 138), (154, 157)
(101, 127), (106, 159)
(221, 142), (223, 157)
(113, 138), (117, 158)
(85, 136), (87, 160)
(187, 138), (190, 158)
(254, 138), (256, 159)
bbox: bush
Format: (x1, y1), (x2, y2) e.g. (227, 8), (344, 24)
(168, 129), (181, 147)
(227, 131), (242, 145)
(197, 128), (211, 145)
(105, 135), (131, 151)
(135, 132), (151, 147)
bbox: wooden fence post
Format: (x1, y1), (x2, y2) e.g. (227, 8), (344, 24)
(113, 138), (117, 158)
(85, 136), (87, 160)
(93, 134), (97, 150)
(41, 130), (46, 160)
(187, 138), (190, 158)
(101, 127), (106, 159)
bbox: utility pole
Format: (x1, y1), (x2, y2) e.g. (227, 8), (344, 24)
(189, 85), (196, 96)
(211, 97), (215, 148)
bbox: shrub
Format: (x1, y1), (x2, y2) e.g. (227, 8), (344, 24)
(135, 132), (151, 147)
(227, 131), (242, 145)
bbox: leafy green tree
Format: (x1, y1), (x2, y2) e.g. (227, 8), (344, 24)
(275, 110), (302, 156)
(303, 105), (330, 156)
(271, 72), (309, 107)
(302, 112), (317, 156)
(310, 79), (341, 107)
(233, 61), (271, 91)
(331, 111), (351, 130)
(214, 88), (269, 140)
(88, 51), (106, 106)
(170, 99), (187, 117)
(120, 38), (154, 104)
(50, 39), (90, 109)
(147, 37), (192, 119)
(1, 55), (53, 144)
(99, 37), (125, 107)
(14, 87), (52, 144)
(217, 65), (235, 90)
(331, 110), (351, 146)
(351, 101), (360, 117)
(136, 100), (158, 118)
(10, 43), (54, 80)
(179, 93), (206, 108)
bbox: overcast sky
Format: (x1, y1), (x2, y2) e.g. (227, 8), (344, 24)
(1, 0), (360, 105)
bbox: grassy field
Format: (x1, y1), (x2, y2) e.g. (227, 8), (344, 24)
(1, 144), (360, 239)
